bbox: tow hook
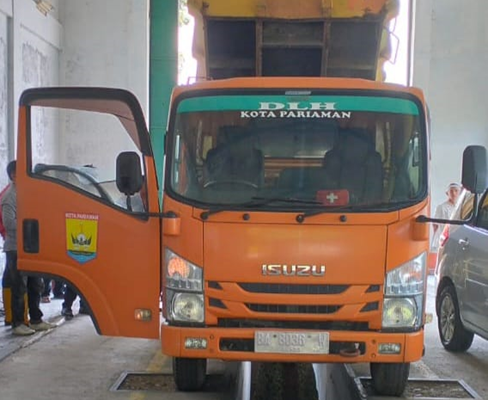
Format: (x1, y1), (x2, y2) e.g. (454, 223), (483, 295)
(339, 342), (361, 357)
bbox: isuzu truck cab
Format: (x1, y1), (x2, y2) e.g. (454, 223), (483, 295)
(17, 76), (430, 396)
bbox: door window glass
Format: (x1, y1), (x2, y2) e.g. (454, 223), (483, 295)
(30, 106), (147, 212)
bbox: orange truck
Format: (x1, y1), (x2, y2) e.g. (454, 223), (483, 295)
(16, 0), (431, 397)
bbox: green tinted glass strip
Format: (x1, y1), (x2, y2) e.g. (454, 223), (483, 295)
(177, 95), (419, 115)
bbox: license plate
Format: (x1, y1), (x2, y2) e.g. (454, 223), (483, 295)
(254, 331), (329, 354)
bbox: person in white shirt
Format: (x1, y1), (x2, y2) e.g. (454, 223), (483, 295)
(432, 183), (461, 252)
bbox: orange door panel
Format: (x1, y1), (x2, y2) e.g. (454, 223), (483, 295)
(16, 88), (161, 339)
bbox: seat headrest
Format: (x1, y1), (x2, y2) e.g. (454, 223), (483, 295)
(326, 129), (374, 164)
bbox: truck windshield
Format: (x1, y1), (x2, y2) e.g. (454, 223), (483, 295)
(167, 91), (426, 211)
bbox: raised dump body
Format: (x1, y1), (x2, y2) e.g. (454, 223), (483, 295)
(188, 0), (399, 80)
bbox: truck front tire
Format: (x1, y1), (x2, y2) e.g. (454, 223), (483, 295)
(370, 362), (410, 396)
(173, 357), (207, 391)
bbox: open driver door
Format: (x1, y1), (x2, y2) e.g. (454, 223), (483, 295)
(16, 88), (160, 339)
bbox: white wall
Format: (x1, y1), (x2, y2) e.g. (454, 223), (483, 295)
(413, 0), (488, 210)
(58, 0), (149, 170)
(0, 0), (62, 189)
(59, 0), (148, 110)
(0, 0), (149, 182)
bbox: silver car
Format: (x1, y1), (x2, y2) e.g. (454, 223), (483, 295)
(435, 189), (488, 351)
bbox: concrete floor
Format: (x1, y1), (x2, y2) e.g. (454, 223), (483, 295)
(0, 277), (487, 400)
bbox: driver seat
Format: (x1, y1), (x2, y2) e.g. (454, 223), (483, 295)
(204, 130), (264, 187)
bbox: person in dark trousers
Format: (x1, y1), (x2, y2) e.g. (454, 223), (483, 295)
(1, 160), (56, 335)
(1, 182), (13, 324)
(61, 285), (89, 320)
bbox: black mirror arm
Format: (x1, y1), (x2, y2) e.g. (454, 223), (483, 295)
(415, 215), (465, 226)
(416, 195), (479, 226)
(126, 195), (133, 212)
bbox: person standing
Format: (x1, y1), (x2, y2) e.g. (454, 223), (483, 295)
(432, 183), (461, 252)
(1, 160), (56, 335)
(1, 182), (12, 323)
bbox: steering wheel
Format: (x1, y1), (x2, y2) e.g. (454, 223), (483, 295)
(34, 164), (112, 202)
(203, 180), (258, 190)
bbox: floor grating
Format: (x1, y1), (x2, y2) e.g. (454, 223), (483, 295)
(359, 378), (481, 399)
(110, 372), (228, 393)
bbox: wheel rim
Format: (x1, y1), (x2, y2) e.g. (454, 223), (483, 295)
(440, 294), (456, 342)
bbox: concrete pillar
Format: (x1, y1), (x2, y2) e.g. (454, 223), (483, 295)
(149, 0), (178, 190)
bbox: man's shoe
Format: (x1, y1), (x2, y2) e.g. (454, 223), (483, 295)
(12, 324), (36, 336)
(61, 308), (74, 320)
(30, 321), (56, 331)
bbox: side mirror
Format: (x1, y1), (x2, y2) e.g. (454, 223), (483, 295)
(462, 145), (488, 194)
(116, 152), (143, 196)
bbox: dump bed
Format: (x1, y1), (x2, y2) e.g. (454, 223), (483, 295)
(188, 0), (399, 81)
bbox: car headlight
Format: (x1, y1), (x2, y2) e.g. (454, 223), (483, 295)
(383, 253), (426, 329)
(171, 293), (204, 323)
(165, 248), (203, 292)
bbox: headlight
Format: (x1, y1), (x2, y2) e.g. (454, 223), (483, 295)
(382, 298), (416, 328)
(171, 293), (204, 323)
(165, 249), (203, 292)
(382, 253), (426, 329)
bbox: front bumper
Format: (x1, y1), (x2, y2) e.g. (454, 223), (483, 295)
(161, 324), (424, 363)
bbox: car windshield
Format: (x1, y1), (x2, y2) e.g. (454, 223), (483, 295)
(167, 91), (427, 211)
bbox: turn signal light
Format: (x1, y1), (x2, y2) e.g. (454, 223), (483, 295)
(134, 309), (152, 321)
(168, 256), (190, 278)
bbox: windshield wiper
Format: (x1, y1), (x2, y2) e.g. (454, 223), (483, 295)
(252, 196), (321, 205)
(200, 196), (321, 220)
(297, 200), (420, 222)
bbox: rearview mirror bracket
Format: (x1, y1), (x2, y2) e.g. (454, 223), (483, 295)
(416, 194), (479, 226)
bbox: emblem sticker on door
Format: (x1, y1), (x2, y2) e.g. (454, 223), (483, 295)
(65, 212), (99, 264)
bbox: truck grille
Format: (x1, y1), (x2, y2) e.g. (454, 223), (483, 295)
(207, 281), (382, 330)
(217, 319), (369, 331)
(238, 283), (349, 294)
(246, 303), (340, 314)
